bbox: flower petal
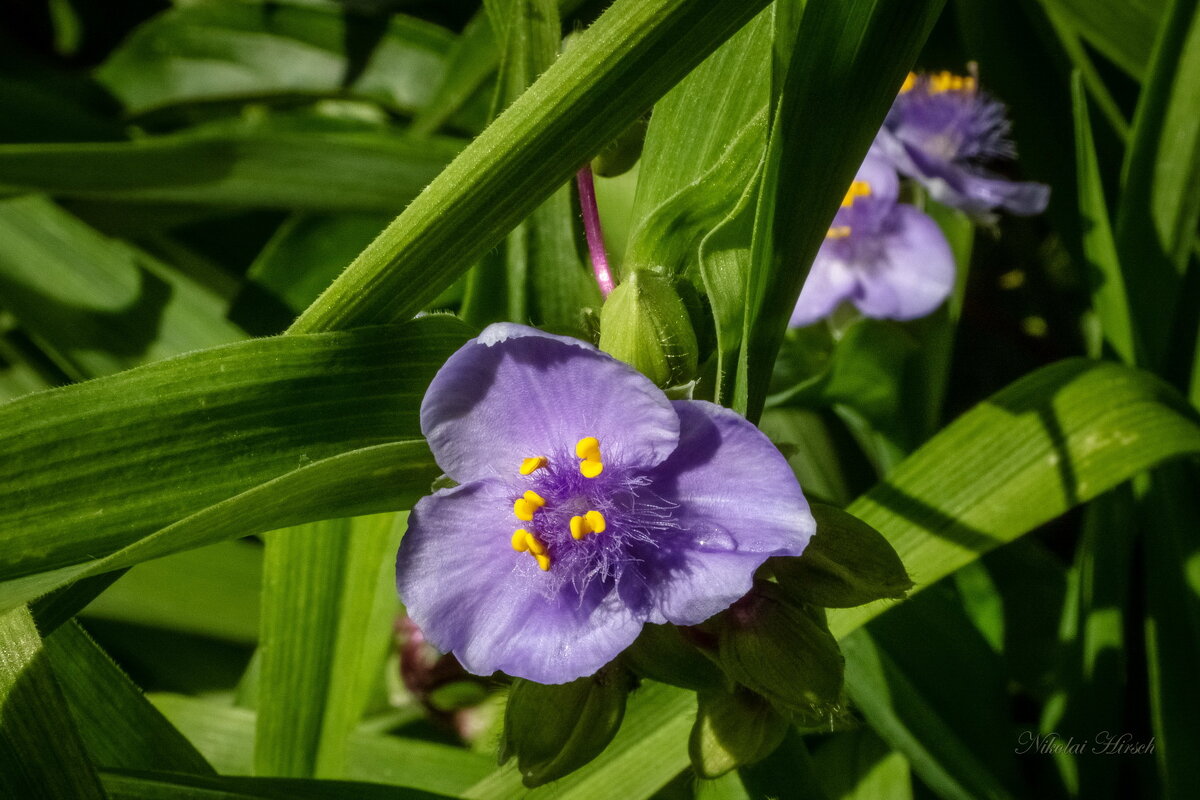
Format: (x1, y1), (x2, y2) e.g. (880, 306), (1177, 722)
(643, 400), (814, 625)
(421, 323), (679, 483)
(791, 247), (858, 326)
(396, 480), (644, 683)
(852, 205), (956, 321)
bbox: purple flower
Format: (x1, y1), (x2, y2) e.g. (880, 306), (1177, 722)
(791, 153), (956, 326)
(876, 70), (1049, 216)
(396, 324), (814, 684)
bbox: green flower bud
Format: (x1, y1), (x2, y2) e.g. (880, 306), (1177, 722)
(599, 270), (699, 387)
(689, 687), (789, 778)
(622, 623), (724, 692)
(500, 669), (630, 786)
(716, 583), (844, 723)
(772, 503), (913, 608)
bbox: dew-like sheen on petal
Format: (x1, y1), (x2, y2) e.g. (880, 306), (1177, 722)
(643, 400), (814, 625)
(421, 323), (679, 483)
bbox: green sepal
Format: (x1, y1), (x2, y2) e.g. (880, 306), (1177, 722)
(771, 503), (913, 608)
(500, 667), (631, 786)
(599, 269), (699, 387)
(621, 622), (725, 692)
(715, 583), (845, 723)
(688, 685), (789, 779)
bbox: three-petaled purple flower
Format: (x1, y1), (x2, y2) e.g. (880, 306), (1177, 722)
(876, 70), (1049, 216)
(791, 152), (956, 326)
(396, 324), (814, 684)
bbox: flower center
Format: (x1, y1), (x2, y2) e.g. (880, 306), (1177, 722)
(825, 181), (872, 240)
(509, 436), (613, 571)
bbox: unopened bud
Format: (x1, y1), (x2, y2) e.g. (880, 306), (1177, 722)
(717, 583), (844, 723)
(500, 669), (629, 786)
(689, 687), (788, 778)
(772, 503), (912, 608)
(622, 623), (724, 691)
(599, 270), (698, 387)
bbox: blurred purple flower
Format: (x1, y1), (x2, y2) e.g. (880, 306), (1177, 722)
(876, 70), (1049, 216)
(791, 153), (956, 326)
(396, 324), (814, 684)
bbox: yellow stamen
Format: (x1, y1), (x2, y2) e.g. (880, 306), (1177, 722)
(929, 70), (975, 94)
(513, 489), (546, 521)
(519, 456), (548, 475)
(826, 226), (852, 240)
(512, 529), (552, 570)
(900, 71), (917, 94)
(585, 510), (607, 534)
(841, 181), (871, 208)
(570, 511), (607, 540)
(575, 435), (604, 478)
(511, 529), (531, 552)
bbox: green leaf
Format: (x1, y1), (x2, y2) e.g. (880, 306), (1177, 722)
(827, 358), (1200, 639)
(842, 628), (1014, 800)
(810, 729), (911, 800)
(240, 213), (392, 319)
(1035, 0), (1166, 80)
(0, 117), (461, 213)
(1071, 73), (1136, 365)
(289, 0), (776, 333)
(256, 513), (403, 778)
(485, 0), (599, 331)
(463, 681), (693, 800)
(1115, 0), (1200, 368)
(0, 196), (244, 380)
(0, 606), (105, 799)
(80, 541), (261, 645)
(151, 693), (496, 795)
(1040, 488), (1135, 798)
(410, 10), (498, 137)
(96, 1), (455, 116)
(735, 0), (944, 420)
(856, 587), (1021, 800)
(1143, 465), (1200, 799)
(0, 317), (469, 606)
(100, 770), (455, 800)
(45, 620), (214, 774)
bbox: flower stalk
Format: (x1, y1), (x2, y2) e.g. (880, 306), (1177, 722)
(576, 164), (615, 297)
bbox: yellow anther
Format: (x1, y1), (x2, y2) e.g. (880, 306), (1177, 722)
(575, 436), (604, 478)
(519, 456), (548, 475)
(575, 436), (601, 460)
(512, 529), (551, 570)
(513, 490), (546, 521)
(841, 181), (871, 208)
(826, 226), (852, 240)
(928, 70), (974, 94)
(570, 511), (607, 540)
(900, 71), (917, 93)
(585, 510), (607, 534)
(512, 529), (531, 552)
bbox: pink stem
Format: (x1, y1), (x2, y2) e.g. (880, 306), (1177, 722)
(576, 164), (615, 297)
